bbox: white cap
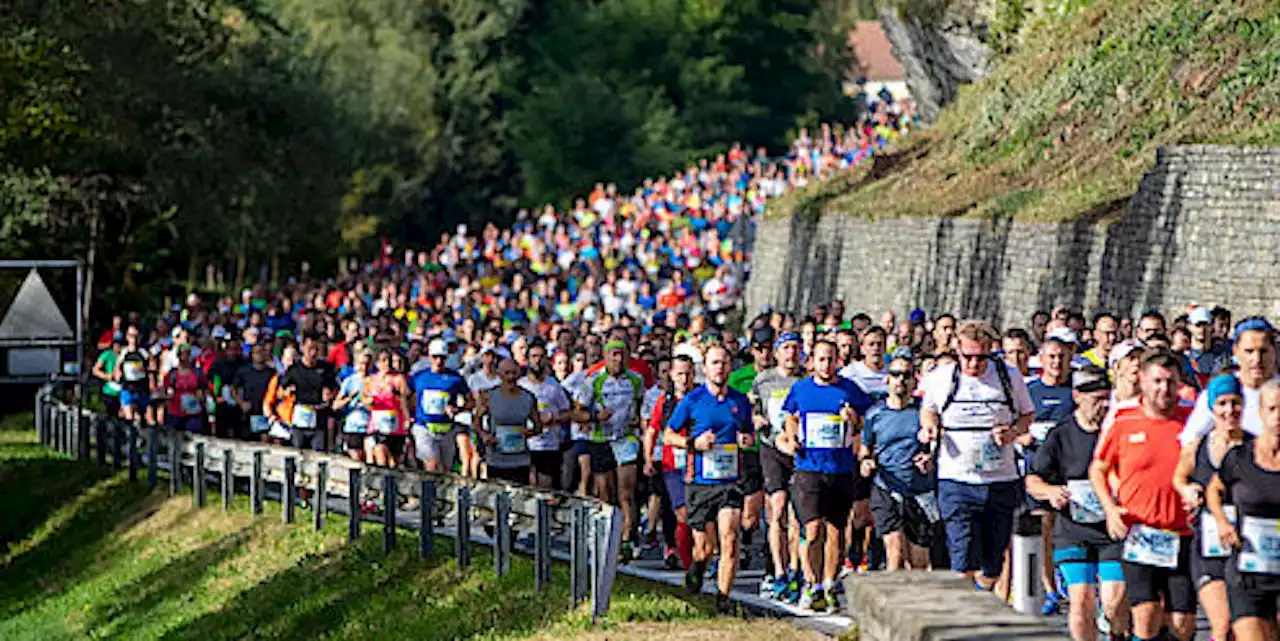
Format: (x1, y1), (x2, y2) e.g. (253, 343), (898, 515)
(1046, 327), (1079, 345)
(1188, 307), (1212, 325)
(428, 338), (448, 357)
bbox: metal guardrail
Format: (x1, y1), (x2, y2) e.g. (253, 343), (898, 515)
(33, 385), (624, 620)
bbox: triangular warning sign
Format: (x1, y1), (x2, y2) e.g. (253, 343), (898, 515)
(0, 269), (73, 340)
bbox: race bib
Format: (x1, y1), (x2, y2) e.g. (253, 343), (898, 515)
(1238, 516), (1280, 575)
(249, 415), (270, 434)
(1029, 421), (1055, 443)
(495, 424), (527, 454)
(371, 410), (397, 435)
(767, 389), (788, 431)
(914, 491), (941, 523)
(179, 393), (201, 415)
(701, 443), (739, 481)
(1201, 506), (1237, 558)
(611, 436), (640, 465)
(268, 419), (292, 440)
(104, 381), (122, 395)
(421, 390), (449, 416)
(1067, 479), (1105, 524)
(671, 446), (688, 471)
(1123, 524), (1180, 569)
(803, 413), (846, 449)
(123, 361), (145, 382)
(970, 437), (1005, 473)
(292, 404), (317, 429)
(205, 395), (217, 414)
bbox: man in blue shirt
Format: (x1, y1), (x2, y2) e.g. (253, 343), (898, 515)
(1024, 332), (1076, 614)
(777, 340), (873, 613)
(860, 354), (936, 571)
(410, 338), (473, 473)
(665, 345), (755, 615)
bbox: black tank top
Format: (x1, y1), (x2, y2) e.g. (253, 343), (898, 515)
(1192, 431), (1250, 487)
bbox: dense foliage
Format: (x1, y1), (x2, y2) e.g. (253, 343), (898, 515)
(0, 0), (855, 319)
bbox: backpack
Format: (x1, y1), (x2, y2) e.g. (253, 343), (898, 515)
(941, 360), (1015, 417)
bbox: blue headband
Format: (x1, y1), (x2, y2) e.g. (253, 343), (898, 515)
(774, 331), (801, 348)
(1232, 317), (1274, 342)
(1206, 373), (1243, 408)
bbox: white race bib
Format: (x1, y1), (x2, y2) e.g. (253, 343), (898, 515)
(701, 443), (739, 481)
(421, 390), (449, 416)
(123, 361), (145, 382)
(766, 389), (787, 431)
(1067, 479), (1106, 524)
(179, 393), (201, 415)
(495, 424), (527, 454)
(292, 404), (317, 429)
(672, 446), (688, 470)
(1238, 516), (1280, 575)
(250, 415), (270, 434)
(970, 436), (1005, 473)
(371, 410), (397, 435)
(611, 436), (640, 465)
(803, 412), (846, 449)
(1029, 421), (1055, 443)
(1123, 524), (1180, 569)
(914, 491), (941, 523)
(1201, 506), (1237, 558)
(268, 419), (292, 439)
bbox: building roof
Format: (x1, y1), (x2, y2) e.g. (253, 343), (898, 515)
(849, 21), (904, 82)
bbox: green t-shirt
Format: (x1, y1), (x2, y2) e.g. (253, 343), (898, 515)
(727, 364), (759, 451)
(97, 350), (121, 396)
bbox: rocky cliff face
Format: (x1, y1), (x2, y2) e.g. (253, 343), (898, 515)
(879, 4), (993, 121)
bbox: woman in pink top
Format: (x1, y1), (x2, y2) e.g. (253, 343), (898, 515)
(363, 347), (410, 467)
(165, 344), (206, 433)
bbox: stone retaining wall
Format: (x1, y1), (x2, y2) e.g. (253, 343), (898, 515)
(744, 146), (1280, 329)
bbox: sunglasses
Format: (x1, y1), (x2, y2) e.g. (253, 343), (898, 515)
(959, 352), (990, 363)
(887, 370), (914, 378)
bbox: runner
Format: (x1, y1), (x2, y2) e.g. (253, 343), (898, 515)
(1205, 379), (1280, 641)
(93, 335), (122, 419)
(732, 327), (774, 572)
(410, 338), (473, 473)
(840, 325), (889, 400)
(664, 345), (755, 614)
(114, 325), (151, 424)
(1171, 373), (1246, 641)
(1025, 331), (1078, 614)
(572, 339), (646, 562)
(334, 347), (373, 461)
(918, 320), (1034, 594)
(363, 348), (410, 467)
(1082, 314), (1119, 370)
(1026, 365), (1128, 641)
(647, 354), (696, 571)
(752, 331), (804, 601)
(1090, 350), (1196, 641)
(230, 343), (276, 442)
(861, 353), (936, 570)
(777, 340), (874, 613)
(163, 344), (206, 433)
(519, 341), (571, 489)
(279, 335), (337, 452)
(475, 357), (543, 484)
(1180, 317), (1279, 444)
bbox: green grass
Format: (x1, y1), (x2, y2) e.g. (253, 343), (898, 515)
(776, 0), (1280, 225)
(0, 413), (814, 641)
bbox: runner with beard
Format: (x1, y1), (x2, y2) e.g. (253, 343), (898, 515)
(520, 341), (572, 489)
(280, 335), (337, 452)
(751, 331), (804, 600)
(231, 343), (277, 442)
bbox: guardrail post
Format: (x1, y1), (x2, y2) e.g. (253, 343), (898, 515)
(79, 410), (91, 461)
(127, 423), (139, 482)
(54, 407), (64, 454)
(95, 417), (107, 466)
(571, 503), (588, 606)
(251, 451), (264, 515)
(194, 442), (207, 508)
(382, 473), (396, 555)
(147, 426), (159, 490)
(168, 435), (181, 496)
(112, 419), (124, 470)
(314, 461), (328, 531)
(590, 514), (606, 621)
(495, 491), (511, 578)
(535, 498), (551, 591)
(283, 456), (297, 524)
(456, 486), (471, 571)
(222, 449), (234, 511)
(419, 480), (434, 560)
(348, 468), (362, 542)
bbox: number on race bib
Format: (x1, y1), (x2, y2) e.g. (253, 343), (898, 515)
(495, 424), (527, 454)
(250, 415), (270, 434)
(292, 404), (317, 429)
(422, 391), (449, 416)
(1123, 525), (1180, 569)
(803, 413), (846, 449)
(914, 491), (941, 523)
(371, 410), (397, 435)
(701, 444), (739, 481)
(123, 361), (145, 382)
(1200, 507), (1237, 558)
(1067, 479), (1106, 524)
(1029, 421), (1055, 443)
(1238, 516), (1280, 575)
(974, 437), (1004, 472)
(179, 393), (201, 415)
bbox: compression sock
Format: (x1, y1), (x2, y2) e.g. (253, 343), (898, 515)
(676, 521), (694, 570)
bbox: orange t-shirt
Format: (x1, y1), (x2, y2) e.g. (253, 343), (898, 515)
(1095, 405), (1193, 534)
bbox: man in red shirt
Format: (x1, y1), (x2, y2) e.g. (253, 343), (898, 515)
(1090, 350), (1196, 641)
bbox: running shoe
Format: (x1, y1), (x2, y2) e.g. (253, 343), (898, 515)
(784, 572), (802, 604)
(715, 593), (737, 616)
(1040, 589), (1064, 616)
(839, 558), (855, 578)
(704, 557), (718, 581)
(759, 575), (776, 598)
(808, 588), (829, 614)
(685, 568), (704, 595)
(798, 586), (816, 612)
(663, 549), (683, 570)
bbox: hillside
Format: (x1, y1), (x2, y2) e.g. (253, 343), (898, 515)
(0, 416), (818, 641)
(778, 0), (1280, 224)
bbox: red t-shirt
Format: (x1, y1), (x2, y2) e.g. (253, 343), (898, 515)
(648, 392), (688, 473)
(1094, 404), (1193, 534)
(327, 342), (350, 368)
(167, 368), (205, 417)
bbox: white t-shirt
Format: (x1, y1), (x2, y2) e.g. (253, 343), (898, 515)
(1178, 374), (1280, 446)
(519, 375), (571, 452)
(468, 371), (501, 395)
(839, 361), (888, 399)
(562, 370), (591, 441)
(921, 361), (1035, 484)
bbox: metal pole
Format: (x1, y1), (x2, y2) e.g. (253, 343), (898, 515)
(222, 449), (234, 511)
(147, 425), (159, 490)
(194, 442), (207, 508)
(419, 480), (434, 560)
(112, 419), (124, 470)
(382, 473), (396, 555)
(168, 435), (180, 496)
(283, 456), (297, 524)
(251, 451), (264, 515)
(55, 407), (65, 454)
(75, 262), (85, 461)
(348, 468), (362, 542)
(127, 423), (139, 482)
(571, 504), (588, 606)
(95, 418), (107, 466)
(495, 491), (511, 578)
(314, 461), (328, 531)
(456, 486), (471, 571)
(535, 498), (551, 591)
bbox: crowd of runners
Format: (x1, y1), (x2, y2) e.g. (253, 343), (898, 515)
(81, 100), (1280, 641)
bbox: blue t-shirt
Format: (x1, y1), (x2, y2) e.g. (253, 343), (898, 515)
(782, 377), (873, 474)
(666, 384), (752, 485)
(339, 374), (369, 434)
(1027, 379), (1074, 443)
(862, 401), (931, 496)
(409, 368), (470, 427)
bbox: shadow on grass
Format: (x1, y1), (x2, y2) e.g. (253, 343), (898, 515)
(0, 453), (117, 551)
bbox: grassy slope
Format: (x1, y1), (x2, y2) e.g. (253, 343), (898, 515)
(0, 414), (820, 641)
(779, 0), (1280, 223)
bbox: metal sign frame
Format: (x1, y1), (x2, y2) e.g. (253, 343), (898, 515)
(0, 260), (84, 385)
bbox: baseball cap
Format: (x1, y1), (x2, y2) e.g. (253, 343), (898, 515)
(210, 325), (229, 340)
(750, 327), (775, 347)
(1046, 327), (1079, 345)
(909, 309), (926, 325)
(427, 338), (448, 357)
(1108, 339), (1144, 369)
(1188, 307), (1211, 325)
(1072, 365), (1111, 393)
